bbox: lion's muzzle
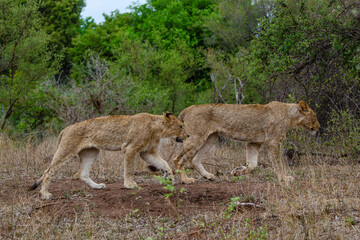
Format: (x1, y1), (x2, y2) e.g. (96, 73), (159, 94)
(176, 137), (183, 143)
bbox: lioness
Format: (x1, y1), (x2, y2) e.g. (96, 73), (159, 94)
(173, 101), (320, 184)
(29, 112), (188, 200)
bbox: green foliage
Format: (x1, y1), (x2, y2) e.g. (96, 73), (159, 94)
(0, 0), (59, 133)
(70, 12), (134, 65)
(39, 0), (85, 77)
(205, 48), (263, 104)
(1, 0), (360, 146)
(40, 0), (85, 47)
(70, 0), (214, 104)
(104, 36), (200, 114)
(39, 54), (135, 125)
(325, 109), (360, 156)
(248, 0), (360, 122)
(131, 0), (214, 49)
(245, 218), (268, 240)
(154, 175), (175, 199)
(154, 175), (187, 200)
(206, 0), (275, 51)
(224, 197), (240, 219)
(204, 0), (276, 105)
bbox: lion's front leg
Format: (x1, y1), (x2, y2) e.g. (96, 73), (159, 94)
(173, 145), (197, 184)
(77, 148), (106, 189)
(174, 155), (196, 184)
(140, 151), (174, 181)
(231, 142), (261, 176)
(123, 146), (139, 189)
(265, 140), (294, 185)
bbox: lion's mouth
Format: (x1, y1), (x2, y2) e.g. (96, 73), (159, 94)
(308, 127), (317, 135)
(175, 137), (183, 143)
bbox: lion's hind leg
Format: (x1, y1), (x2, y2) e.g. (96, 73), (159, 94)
(231, 142), (261, 176)
(77, 148), (106, 189)
(40, 151), (77, 200)
(174, 135), (210, 184)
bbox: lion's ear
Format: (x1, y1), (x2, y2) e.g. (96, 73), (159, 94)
(299, 100), (309, 113)
(163, 112), (172, 122)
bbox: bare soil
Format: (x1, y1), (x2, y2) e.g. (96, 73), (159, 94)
(1, 177), (267, 219)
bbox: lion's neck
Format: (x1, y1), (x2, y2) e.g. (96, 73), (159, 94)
(287, 103), (303, 128)
(152, 118), (166, 138)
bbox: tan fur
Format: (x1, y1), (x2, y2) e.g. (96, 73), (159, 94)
(31, 113), (188, 200)
(173, 101), (320, 184)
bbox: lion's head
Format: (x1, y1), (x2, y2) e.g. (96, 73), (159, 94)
(297, 101), (320, 135)
(162, 112), (189, 142)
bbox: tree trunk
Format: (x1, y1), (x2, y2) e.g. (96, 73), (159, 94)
(1, 100), (16, 130)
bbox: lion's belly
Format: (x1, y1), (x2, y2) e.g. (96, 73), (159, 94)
(220, 126), (266, 143)
(87, 132), (126, 151)
(220, 131), (266, 143)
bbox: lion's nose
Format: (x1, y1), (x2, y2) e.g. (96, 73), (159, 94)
(176, 137), (183, 143)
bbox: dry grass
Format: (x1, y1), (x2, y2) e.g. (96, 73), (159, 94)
(1, 132), (360, 239)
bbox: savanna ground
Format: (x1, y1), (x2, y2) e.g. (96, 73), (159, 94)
(0, 133), (359, 239)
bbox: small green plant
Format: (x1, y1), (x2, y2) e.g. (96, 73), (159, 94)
(157, 226), (164, 236)
(175, 169), (190, 174)
(154, 175), (187, 208)
(232, 176), (245, 182)
(154, 175), (175, 199)
(177, 199), (183, 207)
(345, 218), (356, 226)
(224, 197), (240, 219)
(245, 218), (269, 240)
(72, 189), (86, 196)
(63, 190), (70, 199)
(129, 209), (139, 218)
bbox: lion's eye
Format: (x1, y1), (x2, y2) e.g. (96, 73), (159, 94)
(180, 126), (183, 129)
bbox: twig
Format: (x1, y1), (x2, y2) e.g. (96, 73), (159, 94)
(30, 203), (59, 214)
(234, 202), (264, 209)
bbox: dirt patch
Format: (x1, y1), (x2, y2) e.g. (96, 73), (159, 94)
(1, 178), (268, 218)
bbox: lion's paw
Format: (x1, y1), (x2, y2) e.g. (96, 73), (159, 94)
(93, 183), (106, 189)
(284, 175), (295, 184)
(181, 177), (196, 184)
(204, 173), (216, 181)
(124, 181), (138, 189)
(40, 191), (52, 200)
(231, 166), (247, 176)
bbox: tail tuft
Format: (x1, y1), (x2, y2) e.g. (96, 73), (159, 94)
(28, 180), (41, 191)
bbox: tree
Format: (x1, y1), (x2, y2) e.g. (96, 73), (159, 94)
(39, 0), (85, 78)
(248, 0), (360, 123)
(130, 0), (214, 49)
(70, 0), (214, 84)
(205, 0), (276, 51)
(0, 0), (59, 131)
(202, 0), (277, 106)
(69, 11), (133, 66)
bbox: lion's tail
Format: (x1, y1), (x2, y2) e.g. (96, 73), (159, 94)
(28, 131), (64, 191)
(28, 175), (43, 191)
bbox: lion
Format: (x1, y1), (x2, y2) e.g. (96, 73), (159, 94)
(29, 112), (188, 200)
(172, 101), (320, 184)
